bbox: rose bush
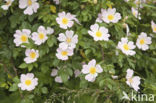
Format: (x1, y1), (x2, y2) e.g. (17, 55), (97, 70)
(0, 0), (156, 103)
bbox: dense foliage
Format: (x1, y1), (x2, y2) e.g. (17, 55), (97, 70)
(0, 0), (156, 103)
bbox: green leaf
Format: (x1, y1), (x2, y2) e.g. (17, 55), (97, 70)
(9, 84), (18, 92)
(60, 73), (69, 83)
(41, 87), (48, 94)
(41, 64), (49, 73)
(66, 68), (73, 76)
(28, 64), (33, 72)
(47, 38), (54, 47)
(28, 94), (34, 99)
(99, 80), (105, 87)
(13, 77), (20, 83)
(19, 63), (27, 69)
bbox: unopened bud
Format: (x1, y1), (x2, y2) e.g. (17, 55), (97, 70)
(123, 23), (127, 29)
(81, 5), (85, 9)
(93, 0), (97, 4)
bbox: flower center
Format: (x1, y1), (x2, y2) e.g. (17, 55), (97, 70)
(6, 0), (11, 5)
(39, 33), (45, 40)
(20, 35), (28, 42)
(62, 18), (68, 25)
(30, 52), (36, 59)
(96, 31), (102, 37)
(61, 51), (68, 56)
(66, 38), (71, 43)
(132, 11), (136, 16)
(89, 67), (96, 74)
(153, 27), (156, 32)
(25, 80), (32, 86)
(140, 39), (145, 45)
(128, 78), (133, 83)
(123, 44), (129, 51)
(28, 0), (32, 6)
(108, 14), (114, 21)
(136, 1), (140, 5)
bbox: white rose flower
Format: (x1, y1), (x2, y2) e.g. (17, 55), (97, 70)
(32, 26), (48, 45)
(56, 48), (73, 61)
(24, 49), (39, 64)
(117, 37), (136, 56)
(1, 0), (14, 10)
(13, 29), (31, 47)
(136, 32), (152, 51)
(18, 73), (38, 91)
(81, 59), (103, 82)
(101, 8), (121, 23)
(88, 24), (110, 41)
(58, 30), (78, 50)
(19, 0), (39, 15)
(126, 69), (141, 91)
(56, 11), (80, 29)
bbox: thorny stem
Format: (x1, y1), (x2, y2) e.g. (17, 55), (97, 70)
(100, 46), (104, 60)
(99, 42), (104, 60)
(11, 59), (18, 76)
(80, 49), (89, 62)
(11, 59), (24, 98)
(0, 61), (14, 77)
(0, 60), (23, 98)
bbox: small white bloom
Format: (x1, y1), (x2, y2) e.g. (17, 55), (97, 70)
(88, 24), (110, 41)
(1, 0), (14, 10)
(50, 68), (69, 83)
(13, 29), (31, 47)
(58, 30), (78, 50)
(126, 69), (141, 91)
(24, 49), (39, 64)
(51, 69), (58, 77)
(72, 15), (81, 25)
(93, 0), (97, 4)
(124, 0), (129, 2)
(134, 0), (146, 8)
(136, 32), (152, 51)
(153, 0), (156, 3)
(19, 0), (39, 15)
(55, 76), (63, 83)
(124, 23), (131, 36)
(46, 27), (54, 35)
(56, 48), (73, 61)
(112, 75), (118, 79)
(81, 59), (103, 82)
(53, 0), (59, 5)
(96, 9), (104, 23)
(115, 50), (119, 56)
(56, 11), (80, 29)
(131, 7), (141, 20)
(101, 8), (121, 23)
(18, 73), (38, 91)
(32, 26), (48, 45)
(74, 69), (81, 78)
(151, 20), (156, 33)
(117, 37), (136, 56)
(126, 24), (131, 36)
